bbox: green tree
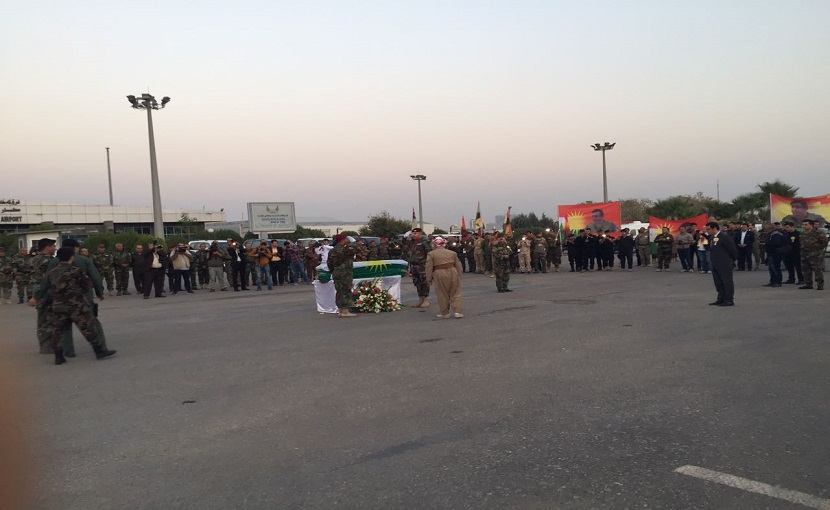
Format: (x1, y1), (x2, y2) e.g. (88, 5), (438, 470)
(432, 227), (448, 235)
(758, 179), (798, 198)
(619, 198), (654, 222)
(27, 222), (57, 232)
(359, 211), (411, 237)
(647, 196), (702, 220)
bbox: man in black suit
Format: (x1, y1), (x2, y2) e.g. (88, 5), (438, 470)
(734, 222), (755, 271)
(226, 241), (248, 291)
(707, 222), (739, 306)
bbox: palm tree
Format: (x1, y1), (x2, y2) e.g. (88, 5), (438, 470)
(731, 192), (766, 222)
(647, 196), (700, 220)
(757, 180), (799, 197)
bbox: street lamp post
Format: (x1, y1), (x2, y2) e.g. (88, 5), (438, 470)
(410, 174), (426, 230)
(105, 147), (113, 206)
(591, 142), (615, 203)
(127, 93), (171, 239)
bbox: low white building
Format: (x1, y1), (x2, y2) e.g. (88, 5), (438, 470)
(0, 200), (225, 237)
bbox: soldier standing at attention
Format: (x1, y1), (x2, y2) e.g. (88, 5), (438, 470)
(377, 237), (391, 260)
(783, 222), (804, 285)
(492, 232), (512, 292)
(463, 234), (476, 273)
(92, 244), (115, 296)
(547, 232), (562, 272)
(483, 233), (494, 276)
(654, 227), (674, 272)
(799, 220), (827, 290)
(473, 233), (485, 274)
(327, 234), (357, 318)
(565, 233), (579, 272)
(405, 227), (432, 308)
(0, 247), (14, 304)
(30, 238), (57, 353)
(30, 247), (117, 365)
(518, 232), (532, 273)
(635, 227), (651, 267)
(12, 247), (35, 304)
(112, 242), (132, 295)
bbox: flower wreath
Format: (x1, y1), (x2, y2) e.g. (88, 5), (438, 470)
(351, 279), (404, 313)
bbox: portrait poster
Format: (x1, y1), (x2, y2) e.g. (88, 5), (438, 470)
(648, 214), (709, 241)
(770, 194), (830, 226)
(557, 201), (621, 237)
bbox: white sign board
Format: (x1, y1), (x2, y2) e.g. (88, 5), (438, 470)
(247, 202), (297, 233)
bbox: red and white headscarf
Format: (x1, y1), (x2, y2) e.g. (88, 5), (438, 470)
(432, 236), (447, 247)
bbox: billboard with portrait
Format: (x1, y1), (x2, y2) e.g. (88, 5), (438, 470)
(557, 201), (621, 237)
(648, 214), (709, 241)
(770, 194), (830, 226)
(247, 202), (297, 233)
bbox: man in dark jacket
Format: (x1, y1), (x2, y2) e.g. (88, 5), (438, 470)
(763, 224), (787, 287)
(131, 244), (145, 295)
(616, 228), (636, 271)
(706, 222), (739, 306)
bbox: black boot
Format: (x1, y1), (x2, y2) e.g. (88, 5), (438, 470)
(54, 349), (66, 365)
(818, 282), (824, 290)
(93, 344), (117, 360)
(18, 296), (24, 304)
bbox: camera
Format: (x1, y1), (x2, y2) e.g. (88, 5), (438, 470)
(177, 247), (187, 253)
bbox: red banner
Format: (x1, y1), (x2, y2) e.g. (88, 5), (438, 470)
(648, 214), (709, 240)
(557, 201), (621, 237)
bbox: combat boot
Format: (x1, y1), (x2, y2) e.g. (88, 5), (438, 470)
(799, 284), (813, 290)
(18, 297), (24, 304)
(818, 282), (824, 290)
(122, 290), (131, 295)
(54, 349), (66, 366)
(93, 344), (117, 360)
(116, 290), (122, 296)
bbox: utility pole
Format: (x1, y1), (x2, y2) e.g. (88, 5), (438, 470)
(106, 147), (113, 206)
(410, 174), (426, 230)
(591, 142), (616, 202)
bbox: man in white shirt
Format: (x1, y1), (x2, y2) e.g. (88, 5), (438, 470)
(315, 239), (333, 267)
(169, 243), (193, 295)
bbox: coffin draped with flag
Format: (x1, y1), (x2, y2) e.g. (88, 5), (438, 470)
(316, 259), (409, 283)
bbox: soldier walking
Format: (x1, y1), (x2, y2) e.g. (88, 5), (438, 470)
(327, 234), (358, 318)
(30, 238), (57, 353)
(799, 220), (827, 290)
(31, 247), (117, 365)
(404, 228), (432, 308)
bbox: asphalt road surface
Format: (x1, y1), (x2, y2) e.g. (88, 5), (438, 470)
(3, 265), (828, 509)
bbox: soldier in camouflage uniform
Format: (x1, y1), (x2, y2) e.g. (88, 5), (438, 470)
(32, 247), (117, 365)
(191, 243), (209, 289)
(518, 233), (532, 273)
(29, 238), (57, 353)
(492, 232), (513, 292)
(0, 247), (13, 304)
(532, 232), (548, 273)
(354, 239), (369, 262)
(799, 220), (827, 290)
(377, 237), (391, 260)
(328, 234), (358, 317)
(367, 240), (379, 261)
(112, 242), (132, 295)
(92, 245), (115, 296)
(12, 247), (35, 303)
(462, 234), (476, 273)
(404, 228), (432, 308)
(547, 234), (563, 271)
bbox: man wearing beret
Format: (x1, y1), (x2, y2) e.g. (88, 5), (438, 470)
(404, 228), (432, 308)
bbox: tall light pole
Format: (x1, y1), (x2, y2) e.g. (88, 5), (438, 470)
(410, 174), (426, 230)
(127, 93), (170, 239)
(591, 142), (615, 203)
(105, 147), (113, 206)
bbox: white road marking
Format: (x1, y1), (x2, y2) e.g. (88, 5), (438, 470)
(675, 465), (830, 510)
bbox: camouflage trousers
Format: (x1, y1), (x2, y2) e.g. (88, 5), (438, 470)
(657, 250), (672, 270)
(35, 303), (52, 353)
(802, 254), (825, 285)
(49, 302), (102, 351)
(100, 268), (114, 291)
(0, 280), (11, 300)
(16, 278), (33, 300)
(637, 247), (651, 266)
(115, 268), (130, 292)
(410, 265), (430, 297)
(59, 297), (108, 357)
(474, 251), (485, 273)
(335, 278), (354, 309)
(494, 262), (510, 290)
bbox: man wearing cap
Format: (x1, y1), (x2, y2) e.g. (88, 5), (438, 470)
(517, 232), (532, 273)
(30, 238), (57, 353)
(39, 239), (108, 357)
(91, 245), (115, 296)
(404, 227), (432, 308)
(327, 234), (358, 317)
(31, 247), (117, 365)
(0, 247), (14, 305)
(492, 232), (513, 292)
(425, 236), (464, 319)
(377, 237), (391, 260)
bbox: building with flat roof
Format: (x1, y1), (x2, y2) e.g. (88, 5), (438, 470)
(0, 200), (225, 237)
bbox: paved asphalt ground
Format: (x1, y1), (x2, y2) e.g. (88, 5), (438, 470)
(2, 264), (829, 509)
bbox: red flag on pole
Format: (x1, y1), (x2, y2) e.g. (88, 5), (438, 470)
(461, 216), (467, 232)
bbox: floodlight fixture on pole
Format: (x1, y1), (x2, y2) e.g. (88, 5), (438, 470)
(591, 142), (615, 202)
(410, 174), (427, 230)
(127, 93), (171, 239)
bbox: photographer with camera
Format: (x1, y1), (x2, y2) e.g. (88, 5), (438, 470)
(169, 243), (193, 295)
(142, 241), (168, 299)
(226, 239), (248, 291)
(247, 241), (274, 290)
(206, 241), (229, 292)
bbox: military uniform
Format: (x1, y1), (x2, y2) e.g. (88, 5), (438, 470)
(405, 236), (432, 301)
(784, 230), (804, 284)
(30, 252), (54, 353)
(635, 232), (651, 267)
(191, 249), (209, 288)
(492, 238), (512, 292)
(328, 244), (357, 311)
(518, 236), (532, 273)
(377, 241), (390, 260)
(367, 244), (380, 261)
(112, 248), (132, 295)
(547, 236), (562, 271)
(463, 237), (476, 273)
(473, 237), (486, 274)
(0, 251), (13, 304)
(800, 229), (827, 290)
(532, 235), (548, 273)
(654, 233), (674, 271)
(13, 252), (35, 302)
(92, 250), (115, 293)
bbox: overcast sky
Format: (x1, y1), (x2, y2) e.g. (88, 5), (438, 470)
(3, 1), (829, 227)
